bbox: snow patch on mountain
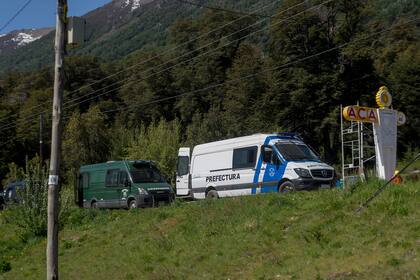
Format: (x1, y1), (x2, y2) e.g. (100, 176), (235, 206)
(0, 34), (5, 38)
(11, 32), (42, 46)
(122, 0), (143, 11)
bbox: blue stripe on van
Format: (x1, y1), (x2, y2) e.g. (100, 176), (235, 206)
(252, 136), (281, 194)
(261, 162), (287, 193)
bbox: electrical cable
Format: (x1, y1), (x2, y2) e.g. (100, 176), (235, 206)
(56, 0), (315, 112)
(355, 152), (420, 212)
(0, 17), (417, 147)
(0, 1), (410, 133)
(92, 18), (420, 117)
(0, 0), (285, 126)
(0, 0), (308, 132)
(175, 0), (272, 18)
(0, 0), (33, 33)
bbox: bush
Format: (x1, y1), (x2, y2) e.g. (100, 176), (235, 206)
(0, 259), (11, 273)
(4, 157), (73, 237)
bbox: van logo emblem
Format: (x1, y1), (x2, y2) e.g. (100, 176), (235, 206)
(269, 168), (275, 177)
(321, 170), (327, 177)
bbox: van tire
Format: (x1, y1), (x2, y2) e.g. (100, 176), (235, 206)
(167, 194), (175, 204)
(91, 201), (98, 208)
(278, 181), (296, 193)
(129, 199), (137, 209)
(206, 189), (219, 199)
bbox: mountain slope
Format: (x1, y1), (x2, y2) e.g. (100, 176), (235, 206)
(0, 28), (53, 55)
(0, 0), (274, 74)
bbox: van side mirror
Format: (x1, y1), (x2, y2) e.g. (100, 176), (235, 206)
(262, 145), (273, 163)
(124, 179), (131, 188)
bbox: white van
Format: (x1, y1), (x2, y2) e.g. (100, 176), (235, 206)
(176, 133), (335, 199)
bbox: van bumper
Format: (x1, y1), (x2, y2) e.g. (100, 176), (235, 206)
(138, 191), (174, 207)
(291, 178), (333, 190)
(135, 194), (153, 208)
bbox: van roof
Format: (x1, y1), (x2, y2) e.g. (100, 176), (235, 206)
(193, 133), (301, 154)
(80, 160), (153, 171)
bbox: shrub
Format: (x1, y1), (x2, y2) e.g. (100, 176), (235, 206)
(4, 157), (72, 237)
(0, 259), (11, 273)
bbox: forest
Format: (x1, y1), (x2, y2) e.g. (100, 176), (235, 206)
(0, 0), (419, 185)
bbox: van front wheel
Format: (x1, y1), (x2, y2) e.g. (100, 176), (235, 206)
(206, 189), (219, 199)
(279, 181), (296, 193)
(129, 199), (137, 209)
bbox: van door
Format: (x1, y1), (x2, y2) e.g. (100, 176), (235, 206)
(118, 170), (130, 207)
(104, 169), (120, 208)
(176, 147), (190, 196)
(261, 145), (287, 193)
(231, 146), (259, 197)
(76, 173), (89, 208)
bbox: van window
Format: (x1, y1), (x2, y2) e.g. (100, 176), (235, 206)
(233, 146), (258, 169)
(130, 165), (166, 183)
(119, 171), (129, 186)
(79, 173), (89, 189)
(106, 169), (119, 187)
(177, 156), (189, 176)
(275, 142), (319, 161)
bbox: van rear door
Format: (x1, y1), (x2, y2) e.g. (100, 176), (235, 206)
(176, 147), (190, 196)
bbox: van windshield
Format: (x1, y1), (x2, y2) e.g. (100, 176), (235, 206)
(130, 165), (166, 183)
(275, 142), (319, 161)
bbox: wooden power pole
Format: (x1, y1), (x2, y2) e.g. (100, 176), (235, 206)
(47, 0), (67, 279)
(39, 114), (43, 165)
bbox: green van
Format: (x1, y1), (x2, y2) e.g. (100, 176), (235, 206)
(75, 160), (174, 209)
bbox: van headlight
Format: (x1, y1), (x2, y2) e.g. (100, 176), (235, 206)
(138, 188), (148, 195)
(294, 168), (312, 178)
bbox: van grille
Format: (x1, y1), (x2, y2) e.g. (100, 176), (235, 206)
(149, 190), (171, 201)
(310, 169), (333, 179)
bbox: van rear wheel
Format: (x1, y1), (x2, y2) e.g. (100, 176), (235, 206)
(206, 189), (219, 199)
(91, 201), (98, 208)
(279, 181), (296, 193)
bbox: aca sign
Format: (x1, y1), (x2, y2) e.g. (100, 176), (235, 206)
(341, 86), (407, 181)
(343, 105), (378, 123)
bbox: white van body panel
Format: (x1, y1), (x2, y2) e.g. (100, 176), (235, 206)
(176, 147), (190, 196)
(176, 133), (334, 199)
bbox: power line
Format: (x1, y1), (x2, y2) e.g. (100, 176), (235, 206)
(67, 9), (417, 118)
(0, 17), (417, 147)
(0, 0), (34, 33)
(0, 0), (284, 126)
(1, 1), (416, 133)
(2, 0), (398, 133)
(88, 18), (420, 117)
(175, 0), (272, 18)
(57, 0), (310, 111)
(0, 0), (305, 130)
(0, 0), (387, 134)
(355, 152), (420, 212)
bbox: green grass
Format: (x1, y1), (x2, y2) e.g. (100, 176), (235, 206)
(1, 180), (419, 279)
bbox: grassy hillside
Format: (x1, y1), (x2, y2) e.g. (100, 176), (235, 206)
(0, 180), (419, 279)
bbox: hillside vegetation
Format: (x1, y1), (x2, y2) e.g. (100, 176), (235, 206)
(0, 0), (275, 73)
(0, 0), (419, 185)
(0, 180), (419, 279)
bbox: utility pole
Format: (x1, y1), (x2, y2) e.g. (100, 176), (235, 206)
(47, 0), (67, 279)
(39, 114), (43, 166)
